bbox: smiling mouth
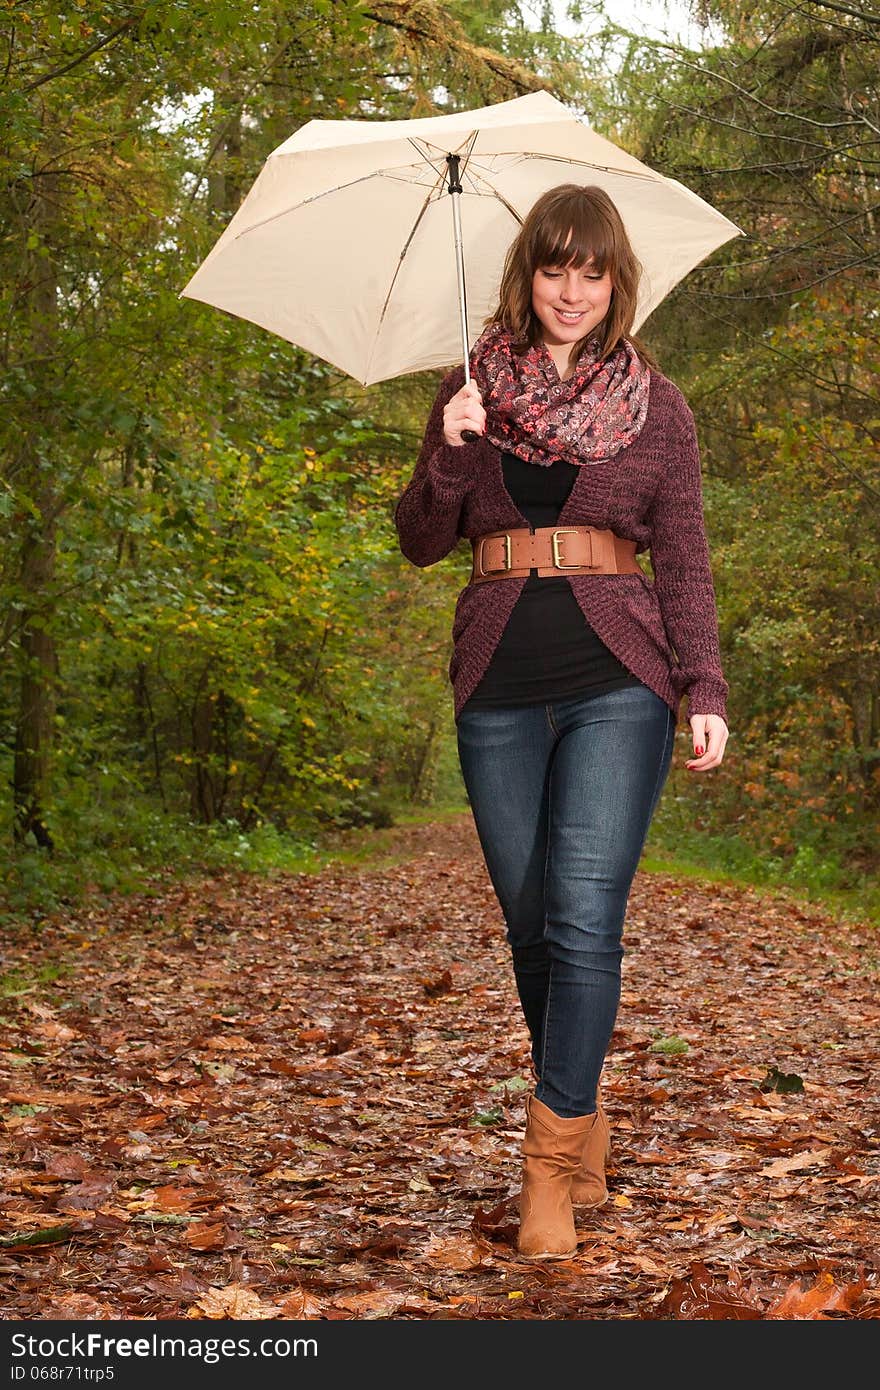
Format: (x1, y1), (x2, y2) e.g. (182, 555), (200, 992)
(555, 308), (586, 320)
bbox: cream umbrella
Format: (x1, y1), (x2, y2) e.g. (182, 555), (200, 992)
(179, 90), (744, 388)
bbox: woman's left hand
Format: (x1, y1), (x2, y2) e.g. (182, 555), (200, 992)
(686, 713), (728, 771)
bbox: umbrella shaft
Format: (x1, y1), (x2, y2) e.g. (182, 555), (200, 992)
(447, 154), (471, 386)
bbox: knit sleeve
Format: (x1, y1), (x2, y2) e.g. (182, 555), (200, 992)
(645, 394), (729, 722)
(393, 367), (476, 568)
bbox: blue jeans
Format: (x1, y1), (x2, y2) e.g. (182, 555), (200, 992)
(456, 683), (675, 1117)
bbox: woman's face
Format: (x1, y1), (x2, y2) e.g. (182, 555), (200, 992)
(530, 252), (613, 351)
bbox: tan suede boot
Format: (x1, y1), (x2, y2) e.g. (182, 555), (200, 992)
(569, 1094), (612, 1208)
(517, 1094), (596, 1261)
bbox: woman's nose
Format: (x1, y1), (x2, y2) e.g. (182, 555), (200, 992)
(560, 275), (581, 302)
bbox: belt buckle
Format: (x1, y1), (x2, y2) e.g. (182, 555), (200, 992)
(551, 528), (589, 569)
(477, 532), (512, 576)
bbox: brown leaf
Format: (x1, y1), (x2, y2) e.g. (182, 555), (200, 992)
(266, 1168), (334, 1185)
(145, 1273), (208, 1302)
(55, 1175), (115, 1211)
(761, 1147), (833, 1178)
(152, 1185), (199, 1212)
(32, 1020), (80, 1044)
(471, 1201), (518, 1243)
(472, 1200), (510, 1229)
(420, 1233), (489, 1269)
(656, 1263), (764, 1320)
(331, 1289), (409, 1316)
(4, 1089), (111, 1108)
(422, 968), (453, 998)
(355, 1222), (422, 1258)
(184, 1221), (230, 1251)
(43, 1293), (115, 1320)
(277, 1289), (323, 1319)
(121, 1140), (152, 1158)
(205, 1033), (254, 1052)
(628, 1252), (674, 1277)
(767, 1273), (866, 1319)
(135, 1111), (169, 1130)
(192, 1284), (281, 1319)
(43, 1153), (89, 1180)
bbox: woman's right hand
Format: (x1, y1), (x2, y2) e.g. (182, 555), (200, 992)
(442, 382), (486, 447)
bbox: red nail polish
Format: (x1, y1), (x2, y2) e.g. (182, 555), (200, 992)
(695, 746), (704, 755)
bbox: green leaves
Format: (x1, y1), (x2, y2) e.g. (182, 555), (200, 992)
(469, 1106), (504, 1127)
(759, 1066), (804, 1095)
(649, 1034), (690, 1056)
(489, 1075), (529, 1096)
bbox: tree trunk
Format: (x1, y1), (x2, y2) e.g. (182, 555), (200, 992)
(190, 682), (218, 823)
(12, 139), (60, 849)
(185, 78), (243, 823)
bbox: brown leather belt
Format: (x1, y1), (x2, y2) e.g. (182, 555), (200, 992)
(469, 525), (640, 584)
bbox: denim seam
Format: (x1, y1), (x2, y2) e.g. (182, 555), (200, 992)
(644, 706), (675, 830)
(538, 746), (555, 1085)
(538, 939), (553, 1089)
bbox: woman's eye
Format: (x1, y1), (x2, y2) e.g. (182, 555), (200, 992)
(541, 269), (604, 280)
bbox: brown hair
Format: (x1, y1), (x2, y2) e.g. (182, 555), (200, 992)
(488, 183), (660, 371)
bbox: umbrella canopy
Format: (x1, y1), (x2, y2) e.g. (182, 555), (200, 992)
(179, 90), (744, 386)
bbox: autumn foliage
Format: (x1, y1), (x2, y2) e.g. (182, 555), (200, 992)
(2, 817), (878, 1320)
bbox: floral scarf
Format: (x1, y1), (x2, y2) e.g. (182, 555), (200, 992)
(469, 321), (651, 467)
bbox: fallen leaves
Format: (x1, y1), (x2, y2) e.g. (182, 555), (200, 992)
(656, 1263), (873, 1320)
(184, 1221), (233, 1251)
(192, 1284), (281, 1319)
(419, 1233), (489, 1270)
(422, 968), (454, 998)
(43, 1292), (116, 1320)
(55, 1175), (116, 1211)
(761, 1147), (834, 1178)
(656, 1263), (765, 1319)
(329, 1288), (410, 1316)
(277, 1288), (323, 1318)
(43, 1152), (89, 1180)
(2, 814), (879, 1321)
(4, 1089), (113, 1109)
(767, 1272), (866, 1319)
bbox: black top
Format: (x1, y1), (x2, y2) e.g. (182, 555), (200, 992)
(460, 452), (644, 709)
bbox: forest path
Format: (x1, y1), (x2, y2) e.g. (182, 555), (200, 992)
(2, 814), (878, 1319)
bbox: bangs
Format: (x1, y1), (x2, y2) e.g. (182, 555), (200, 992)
(531, 196), (613, 273)
(491, 182), (646, 358)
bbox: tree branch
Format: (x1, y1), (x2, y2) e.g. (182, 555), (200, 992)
(22, 17), (138, 93)
(662, 50), (864, 131)
(361, 1), (545, 94)
(657, 99), (834, 148)
(683, 252), (878, 300)
(804, 0), (880, 25)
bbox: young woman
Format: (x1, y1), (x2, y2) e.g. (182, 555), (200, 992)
(394, 184), (729, 1261)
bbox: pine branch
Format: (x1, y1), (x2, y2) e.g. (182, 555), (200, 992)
(361, 1), (546, 95)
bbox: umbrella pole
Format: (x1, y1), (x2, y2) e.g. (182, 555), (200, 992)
(446, 154), (478, 440)
(445, 155), (470, 383)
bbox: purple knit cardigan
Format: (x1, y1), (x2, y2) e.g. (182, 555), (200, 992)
(394, 364), (729, 726)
